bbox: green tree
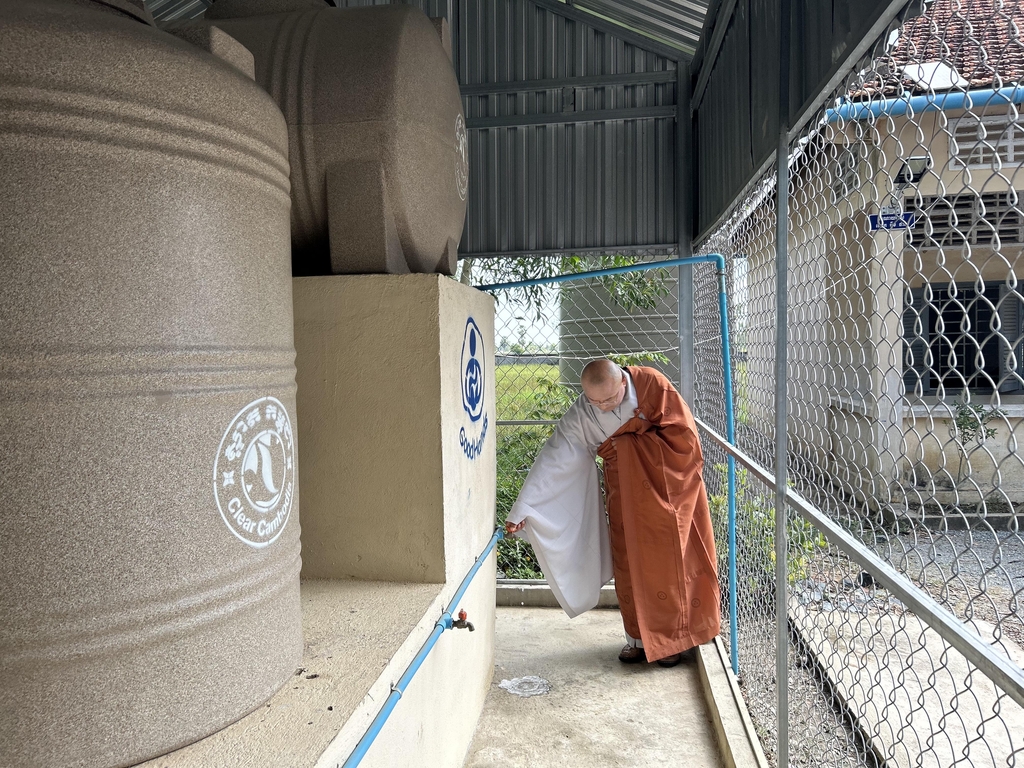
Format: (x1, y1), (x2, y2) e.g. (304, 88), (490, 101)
(477, 253), (673, 320)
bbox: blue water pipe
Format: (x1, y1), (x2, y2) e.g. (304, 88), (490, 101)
(827, 85), (1024, 122)
(476, 254), (741, 675)
(343, 527), (504, 768)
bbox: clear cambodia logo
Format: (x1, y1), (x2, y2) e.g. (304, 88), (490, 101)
(455, 114), (469, 201)
(214, 396), (295, 548)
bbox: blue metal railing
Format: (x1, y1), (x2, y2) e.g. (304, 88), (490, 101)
(476, 254), (741, 675)
(827, 85), (1024, 122)
(343, 528), (504, 768)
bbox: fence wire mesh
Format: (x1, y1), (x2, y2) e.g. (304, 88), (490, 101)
(695, 2), (1024, 766)
(471, 250), (678, 578)
(486, 2), (1024, 766)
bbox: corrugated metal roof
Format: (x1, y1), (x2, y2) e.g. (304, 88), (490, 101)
(148, 0), (710, 58)
(454, 0), (681, 256)
(570, 0), (708, 55)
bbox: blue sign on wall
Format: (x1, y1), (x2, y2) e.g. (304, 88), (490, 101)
(869, 212), (915, 231)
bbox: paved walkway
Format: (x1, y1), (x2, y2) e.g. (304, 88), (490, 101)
(465, 607), (722, 768)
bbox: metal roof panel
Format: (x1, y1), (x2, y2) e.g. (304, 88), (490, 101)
(572, 0), (708, 54)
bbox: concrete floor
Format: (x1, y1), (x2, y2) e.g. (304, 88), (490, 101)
(464, 607), (723, 768)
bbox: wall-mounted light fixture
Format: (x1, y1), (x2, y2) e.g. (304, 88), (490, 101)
(896, 155), (932, 188)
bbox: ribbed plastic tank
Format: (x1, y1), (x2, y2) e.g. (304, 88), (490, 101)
(0, 2), (302, 766)
(203, 0), (469, 276)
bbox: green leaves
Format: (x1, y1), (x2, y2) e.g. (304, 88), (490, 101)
(496, 425), (551, 579)
(951, 394), (1004, 447)
(708, 465), (826, 594)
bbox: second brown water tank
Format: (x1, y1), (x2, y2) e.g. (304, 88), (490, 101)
(0, 2), (302, 765)
(202, 1), (469, 276)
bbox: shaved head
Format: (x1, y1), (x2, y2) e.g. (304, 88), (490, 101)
(581, 358), (621, 388)
(580, 359), (627, 412)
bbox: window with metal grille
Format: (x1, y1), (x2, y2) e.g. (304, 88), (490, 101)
(950, 111), (1024, 169)
(906, 192), (1024, 248)
(902, 282), (1024, 395)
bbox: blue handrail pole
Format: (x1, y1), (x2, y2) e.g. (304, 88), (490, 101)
(478, 254), (741, 674)
(343, 528), (504, 768)
(474, 255), (725, 292)
(714, 258), (740, 676)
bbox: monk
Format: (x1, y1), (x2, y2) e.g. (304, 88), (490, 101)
(505, 359), (720, 666)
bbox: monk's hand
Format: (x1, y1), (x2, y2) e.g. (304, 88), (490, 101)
(505, 520), (526, 535)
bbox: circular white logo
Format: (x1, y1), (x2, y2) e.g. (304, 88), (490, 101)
(455, 114), (469, 201)
(213, 396), (295, 548)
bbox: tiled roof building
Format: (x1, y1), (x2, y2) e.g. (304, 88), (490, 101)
(860, 0), (1024, 96)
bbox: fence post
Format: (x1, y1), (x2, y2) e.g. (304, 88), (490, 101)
(677, 62), (696, 406)
(775, 0), (792, 763)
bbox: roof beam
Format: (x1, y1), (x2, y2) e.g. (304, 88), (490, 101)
(460, 244), (678, 259)
(690, 0), (723, 72)
(573, 0), (704, 52)
(691, 0), (739, 112)
(465, 105), (676, 129)
(461, 70), (677, 96)
(522, 0), (690, 61)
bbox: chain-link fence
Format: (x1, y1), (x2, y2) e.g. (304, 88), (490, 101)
(481, 4), (1024, 767)
(470, 250), (680, 578)
(694, 2), (1024, 766)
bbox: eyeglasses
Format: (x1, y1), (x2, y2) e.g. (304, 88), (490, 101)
(586, 378), (626, 407)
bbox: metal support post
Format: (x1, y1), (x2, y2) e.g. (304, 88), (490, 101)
(775, 0), (792, 762)
(677, 62), (696, 406)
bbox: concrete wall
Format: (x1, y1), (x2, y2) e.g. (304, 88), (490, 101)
(293, 274), (495, 582)
(355, 555), (497, 768)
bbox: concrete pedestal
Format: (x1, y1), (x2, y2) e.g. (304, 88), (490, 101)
(294, 273), (495, 583)
(293, 274), (496, 766)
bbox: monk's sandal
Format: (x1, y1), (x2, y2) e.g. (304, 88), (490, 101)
(618, 645), (646, 663)
(657, 647), (696, 667)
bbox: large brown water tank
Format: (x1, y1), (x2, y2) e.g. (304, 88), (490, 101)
(201, 0), (469, 276)
(0, 2), (302, 765)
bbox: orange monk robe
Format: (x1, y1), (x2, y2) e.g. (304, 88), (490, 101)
(599, 366), (721, 661)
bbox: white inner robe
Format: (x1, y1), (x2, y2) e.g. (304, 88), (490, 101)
(506, 370), (639, 617)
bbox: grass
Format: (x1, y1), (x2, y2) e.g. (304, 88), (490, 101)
(494, 362), (572, 579)
(496, 363), (560, 420)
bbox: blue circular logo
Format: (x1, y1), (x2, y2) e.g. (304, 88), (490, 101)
(462, 318), (485, 422)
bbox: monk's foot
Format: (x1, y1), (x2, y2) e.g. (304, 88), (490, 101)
(618, 645), (646, 663)
(656, 647), (697, 667)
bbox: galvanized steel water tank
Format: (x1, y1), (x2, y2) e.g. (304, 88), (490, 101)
(0, 2), (302, 766)
(202, 0), (469, 276)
